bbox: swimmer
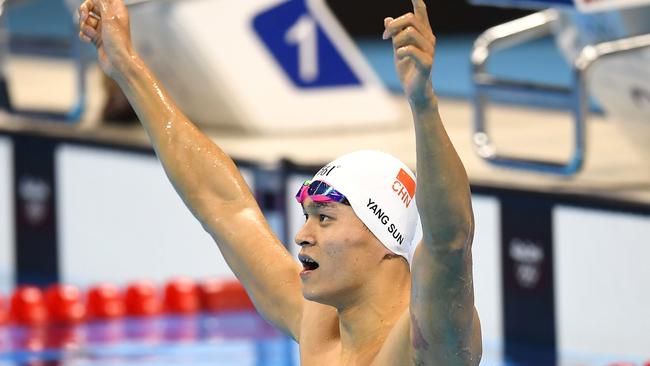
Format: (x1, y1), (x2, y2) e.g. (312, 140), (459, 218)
(78, 0), (482, 364)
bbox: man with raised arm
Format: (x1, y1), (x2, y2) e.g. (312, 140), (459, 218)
(79, 0), (481, 364)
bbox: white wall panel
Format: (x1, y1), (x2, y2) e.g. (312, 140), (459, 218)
(56, 144), (255, 287)
(554, 206), (650, 359)
(471, 195), (503, 356)
(0, 137), (14, 294)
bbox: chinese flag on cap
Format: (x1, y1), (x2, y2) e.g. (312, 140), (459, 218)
(396, 169), (416, 198)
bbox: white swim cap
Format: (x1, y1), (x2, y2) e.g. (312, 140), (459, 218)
(309, 150), (423, 265)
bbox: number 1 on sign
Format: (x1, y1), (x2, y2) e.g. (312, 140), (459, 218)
(285, 14), (318, 82)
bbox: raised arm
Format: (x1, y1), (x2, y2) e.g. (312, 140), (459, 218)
(78, 0), (303, 338)
(384, 1), (481, 364)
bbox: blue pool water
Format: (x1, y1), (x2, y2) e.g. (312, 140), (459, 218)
(0, 312), (299, 366)
(1, 313), (643, 365)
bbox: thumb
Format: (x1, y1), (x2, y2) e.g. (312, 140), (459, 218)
(382, 17), (394, 40)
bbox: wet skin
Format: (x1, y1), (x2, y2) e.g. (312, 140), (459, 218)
(295, 198), (413, 365)
(79, 0), (482, 364)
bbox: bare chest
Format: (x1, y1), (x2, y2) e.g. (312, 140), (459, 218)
(299, 348), (341, 366)
(298, 338), (385, 366)
(299, 347), (378, 366)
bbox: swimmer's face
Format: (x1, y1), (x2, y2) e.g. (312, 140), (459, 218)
(295, 197), (392, 307)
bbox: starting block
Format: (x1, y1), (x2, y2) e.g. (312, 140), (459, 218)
(470, 0), (650, 175)
(128, 0), (403, 134)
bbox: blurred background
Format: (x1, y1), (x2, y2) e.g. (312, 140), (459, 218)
(0, 0), (648, 365)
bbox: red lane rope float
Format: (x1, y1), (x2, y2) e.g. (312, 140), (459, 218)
(164, 277), (200, 315)
(3, 277), (255, 326)
(10, 286), (48, 325)
(87, 283), (125, 320)
(124, 280), (162, 317)
(44, 284), (86, 324)
(0, 293), (7, 325)
(199, 278), (254, 313)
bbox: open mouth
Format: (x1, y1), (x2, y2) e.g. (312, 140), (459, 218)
(299, 255), (319, 272)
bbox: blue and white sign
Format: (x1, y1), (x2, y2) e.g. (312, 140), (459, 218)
(253, 0), (360, 88)
(128, 0), (402, 133)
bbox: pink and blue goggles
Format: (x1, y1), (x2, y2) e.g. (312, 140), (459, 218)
(295, 180), (350, 205)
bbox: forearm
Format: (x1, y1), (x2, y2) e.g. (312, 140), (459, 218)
(79, 0), (304, 339)
(384, 4), (481, 362)
(412, 95), (473, 249)
(113, 55), (249, 218)
(112, 55), (303, 334)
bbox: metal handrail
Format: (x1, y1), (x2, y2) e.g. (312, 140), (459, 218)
(471, 9), (650, 176)
(574, 33), (650, 71)
(472, 10), (559, 71)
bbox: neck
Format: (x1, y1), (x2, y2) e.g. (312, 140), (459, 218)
(336, 261), (411, 363)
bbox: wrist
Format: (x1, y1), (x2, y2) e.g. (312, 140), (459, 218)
(409, 92), (439, 114)
(110, 48), (143, 84)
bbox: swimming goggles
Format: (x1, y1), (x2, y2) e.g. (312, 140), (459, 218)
(295, 180), (350, 205)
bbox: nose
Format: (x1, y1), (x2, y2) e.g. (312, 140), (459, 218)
(294, 222), (315, 247)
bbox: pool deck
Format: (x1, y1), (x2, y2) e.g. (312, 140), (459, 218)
(1, 58), (649, 208)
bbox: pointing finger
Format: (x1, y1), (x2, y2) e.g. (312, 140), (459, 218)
(411, 0), (431, 29)
(412, 0), (427, 18)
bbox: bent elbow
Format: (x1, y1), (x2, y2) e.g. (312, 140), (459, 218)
(422, 213), (474, 253)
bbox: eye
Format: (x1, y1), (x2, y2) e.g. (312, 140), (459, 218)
(319, 214), (330, 222)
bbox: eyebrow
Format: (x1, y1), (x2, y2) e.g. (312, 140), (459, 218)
(302, 202), (336, 212)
